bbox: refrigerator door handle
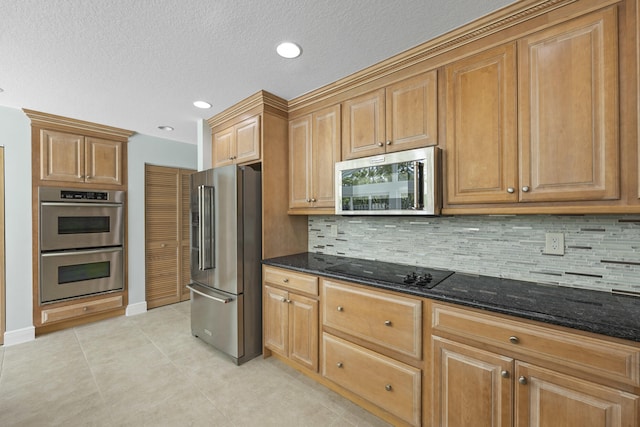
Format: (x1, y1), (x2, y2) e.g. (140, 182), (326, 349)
(198, 185), (215, 270)
(187, 283), (232, 304)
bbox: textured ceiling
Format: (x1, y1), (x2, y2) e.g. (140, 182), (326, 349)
(0, 0), (514, 144)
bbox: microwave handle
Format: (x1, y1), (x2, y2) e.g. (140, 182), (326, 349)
(413, 161), (424, 210)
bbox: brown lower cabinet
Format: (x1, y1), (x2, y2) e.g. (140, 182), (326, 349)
(431, 303), (640, 427)
(263, 266), (640, 427)
(145, 165), (193, 308)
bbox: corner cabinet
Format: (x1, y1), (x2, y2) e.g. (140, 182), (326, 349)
(212, 115), (260, 168)
(263, 266), (319, 372)
(289, 104), (341, 213)
(445, 6), (620, 211)
(430, 303), (640, 427)
(342, 70), (438, 160)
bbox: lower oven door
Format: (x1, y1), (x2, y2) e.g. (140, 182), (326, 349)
(40, 247), (124, 304)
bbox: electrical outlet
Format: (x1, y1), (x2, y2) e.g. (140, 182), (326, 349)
(544, 232), (564, 255)
(330, 224), (338, 237)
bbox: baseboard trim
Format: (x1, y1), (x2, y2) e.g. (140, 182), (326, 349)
(126, 301), (147, 316)
(4, 326), (35, 346)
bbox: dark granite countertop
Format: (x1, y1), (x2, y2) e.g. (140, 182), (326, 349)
(263, 252), (640, 343)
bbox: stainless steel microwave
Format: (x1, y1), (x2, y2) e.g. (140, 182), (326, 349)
(335, 147), (440, 215)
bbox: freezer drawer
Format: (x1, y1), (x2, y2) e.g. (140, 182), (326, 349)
(189, 283), (242, 360)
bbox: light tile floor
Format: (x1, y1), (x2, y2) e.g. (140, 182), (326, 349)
(0, 301), (391, 426)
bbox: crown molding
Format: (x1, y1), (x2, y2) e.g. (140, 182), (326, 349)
(207, 90), (288, 128)
(288, 0), (580, 112)
(22, 109), (134, 139)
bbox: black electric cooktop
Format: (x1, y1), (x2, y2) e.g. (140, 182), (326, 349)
(325, 258), (454, 289)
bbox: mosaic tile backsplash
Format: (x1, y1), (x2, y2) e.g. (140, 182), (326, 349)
(308, 215), (640, 295)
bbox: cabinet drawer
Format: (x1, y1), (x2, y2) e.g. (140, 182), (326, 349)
(322, 280), (422, 359)
(41, 295), (123, 324)
(432, 303), (640, 387)
(263, 266), (318, 296)
(322, 333), (421, 426)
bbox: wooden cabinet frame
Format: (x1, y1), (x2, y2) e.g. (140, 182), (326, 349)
(24, 109), (133, 334)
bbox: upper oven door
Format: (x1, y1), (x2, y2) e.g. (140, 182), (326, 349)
(40, 202), (124, 251)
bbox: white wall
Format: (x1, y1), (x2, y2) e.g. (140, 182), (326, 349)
(127, 134), (197, 309)
(0, 106), (34, 341)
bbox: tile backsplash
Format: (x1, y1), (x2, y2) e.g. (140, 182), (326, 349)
(308, 215), (640, 294)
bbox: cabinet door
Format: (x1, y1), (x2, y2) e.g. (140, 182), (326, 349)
(212, 126), (234, 168)
(40, 129), (84, 182)
(518, 8), (619, 202)
(432, 336), (514, 427)
(515, 362), (639, 427)
(235, 115), (260, 164)
(288, 293), (319, 372)
(264, 285), (288, 357)
(289, 114), (312, 209)
(311, 104), (341, 208)
(386, 70), (438, 153)
(85, 137), (123, 185)
(445, 43), (518, 205)
(342, 89), (385, 160)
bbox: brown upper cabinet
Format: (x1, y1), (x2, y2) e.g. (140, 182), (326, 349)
(446, 7), (619, 207)
(342, 70), (438, 160)
(212, 115), (260, 168)
(40, 129), (124, 186)
(289, 104), (341, 213)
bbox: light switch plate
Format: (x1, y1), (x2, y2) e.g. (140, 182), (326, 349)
(544, 232), (564, 255)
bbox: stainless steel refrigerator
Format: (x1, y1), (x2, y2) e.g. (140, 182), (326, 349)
(186, 164), (262, 365)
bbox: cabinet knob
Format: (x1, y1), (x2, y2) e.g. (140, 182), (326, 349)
(306, 198), (311, 202)
(310, 198), (317, 202)
(522, 186), (530, 192)
(385, 140), (392, 145)
(337, 362), (343, 368)
(384, 384), (393, 392)
(501, 370), (510, 378)
(283, 278), (289, 283)
(509, 336), (520, 344)
(83, 306), (88, 311)
(518, 376), (528, 385)
(229, 156), (234, 161)
(507, 187), (515, 194)
(337, 306), (344, 312)
(377, 142), (384, 147)
(285, 299), (291, 304)
(280, 297), (287, 303)
(384, 320), (392, 327)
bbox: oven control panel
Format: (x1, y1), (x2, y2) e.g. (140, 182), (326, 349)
(60, 190), (109, 201)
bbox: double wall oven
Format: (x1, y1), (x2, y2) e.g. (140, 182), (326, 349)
(39, 187), (124, 304)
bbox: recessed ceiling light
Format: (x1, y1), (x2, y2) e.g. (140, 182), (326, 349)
(193, 100), (212, 109)
(276, 42), (302, 59)
(158, 125), (174, 131)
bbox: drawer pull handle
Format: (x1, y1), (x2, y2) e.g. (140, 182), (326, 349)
(509, 336), (520, 344)
(500, 370), (510, 378)
(337, 306), (344, 312)
(518, 376), (528, 385)
(283, 278), (289, 283)
(337, 362), (343, 368)
(385, 384), (393, 392)
(384, 320), (392, 327)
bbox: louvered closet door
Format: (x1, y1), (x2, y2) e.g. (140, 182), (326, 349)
(179, 169), (192, 301)
(145, 165), (194, 309)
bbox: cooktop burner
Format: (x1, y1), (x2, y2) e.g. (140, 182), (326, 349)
(326, 259), (453, 289)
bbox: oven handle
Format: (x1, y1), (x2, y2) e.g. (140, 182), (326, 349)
(41, 247), (123, 257)
(41, 202), (123, 208)
(186, 283), (232, 304)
